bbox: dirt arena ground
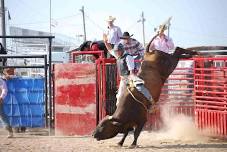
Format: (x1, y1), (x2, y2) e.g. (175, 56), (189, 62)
(1, 114), (226, 152)
(0, 130), (227, 152)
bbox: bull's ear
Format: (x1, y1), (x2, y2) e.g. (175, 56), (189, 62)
(111, 121), (122, 127)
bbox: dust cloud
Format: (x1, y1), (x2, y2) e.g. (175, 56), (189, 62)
(143, 104), (210, 142)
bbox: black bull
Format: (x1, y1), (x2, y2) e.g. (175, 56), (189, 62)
(92, 47), (198, 148)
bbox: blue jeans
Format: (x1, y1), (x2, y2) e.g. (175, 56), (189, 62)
(0, 102), (11, 128)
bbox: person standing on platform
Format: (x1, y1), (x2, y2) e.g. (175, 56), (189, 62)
(0, 69), (13, 138)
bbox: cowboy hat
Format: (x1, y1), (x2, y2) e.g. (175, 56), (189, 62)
(120, 32), (134, 39)
(106, 16), (116, 22)
(158, 24), (167, 32)
(154, 24), (168, 32)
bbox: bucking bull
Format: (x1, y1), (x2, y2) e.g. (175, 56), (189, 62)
(92, 38), (199, 148)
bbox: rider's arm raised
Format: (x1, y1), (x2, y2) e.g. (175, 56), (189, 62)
(103, 34), (113, 51)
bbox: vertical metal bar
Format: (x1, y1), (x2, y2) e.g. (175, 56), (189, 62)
(52, 64), (55, 130)
(194, 110), (198, 129)
(224, 113), (227, 136)
(216, 112), (218, 135)
(213, 112), (216, 134)
(80, 6), (86, 42)
(218, 113), (221, 135)
(95, 60), (100, 125)
(202, 110), (205, 129)
(193, 58), (197, 126)
(49, 0), (52, 34)
(98, 60), (101, 122)
(220, 113), (224, 135)
(199, 111), (202, 130)
(99, 59), (103, 122)
(207, 111), (210, 130)
(48, 38), (52, 135)
(217, 113), (220, 135)
(210, 111), (213, 134)
(72, 53), (75, 63)
(141, 12), (145, 47)
(224, 59), (227, 136)
(204, 110), (208, 130)
(0, 0), (6, 48)
(102, 59), (106, 118)
(44, 55), (48, 127)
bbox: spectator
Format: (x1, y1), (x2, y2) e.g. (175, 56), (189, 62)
(148, 25), (174, 54)
(0, 68), (13, 138)
(105, 16), (122, 47)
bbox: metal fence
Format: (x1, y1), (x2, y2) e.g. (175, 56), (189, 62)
(194, 57), (227, 137)
(0, 35), (54, 134)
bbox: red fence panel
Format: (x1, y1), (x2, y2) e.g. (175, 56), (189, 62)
(194, 57), (227, 137)
(54, 63), (97, 135)
(145, 59), (195, 130)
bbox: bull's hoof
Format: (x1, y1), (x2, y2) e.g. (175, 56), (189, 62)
(129, 144), (137, 149)
(117, 142), (123, 147)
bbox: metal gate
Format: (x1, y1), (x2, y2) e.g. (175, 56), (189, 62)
(0, 35), (54, 134)
(96, 58), (118, 123)
(194, 57), (227, 137)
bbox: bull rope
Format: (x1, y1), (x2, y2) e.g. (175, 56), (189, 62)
(127, 87), (148, 112)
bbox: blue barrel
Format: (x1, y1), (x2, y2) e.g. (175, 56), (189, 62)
(3, 77), (45, 127)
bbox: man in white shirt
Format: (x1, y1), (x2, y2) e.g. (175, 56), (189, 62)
(0, 69), (13, 138)
(103, 34), (137, 106)
(106, 16), (122, 47)
(149, 25), (174, 54)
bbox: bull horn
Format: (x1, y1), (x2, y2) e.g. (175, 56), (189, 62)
(108, 116), (113, 120)
(108, 116), (120, 122)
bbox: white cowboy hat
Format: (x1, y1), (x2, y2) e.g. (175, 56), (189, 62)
(158, 24), (167, 32)
(154, 24), (167, 32)
(106, 16), (116, 22)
